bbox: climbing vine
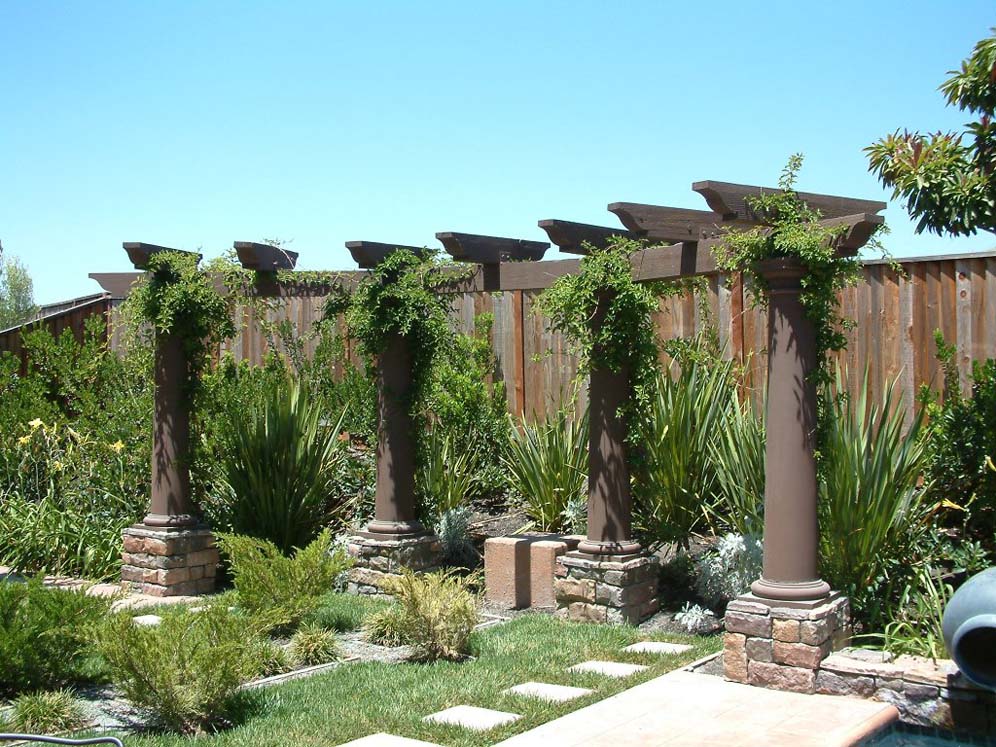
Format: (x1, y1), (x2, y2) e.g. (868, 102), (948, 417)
(536, 235), (697, 443)
(125, 251), (235, 390)
(712, 154), (886, 393)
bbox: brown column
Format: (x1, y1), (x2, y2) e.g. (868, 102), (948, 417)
(366, 332), (425, 537)
(750, 258), (830, 603)
(577, 295), (640, 557)
(143, 332), (196, 528)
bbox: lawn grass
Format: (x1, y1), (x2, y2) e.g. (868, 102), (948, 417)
(123, 614), (720, 747)
(301, 592), (390, 632)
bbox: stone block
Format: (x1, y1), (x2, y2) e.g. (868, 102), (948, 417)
(566, 602), (606, 623)
(815, 670), (876, 698)
(724, 610), (772, 638)
(724, 633), (748, 683)
(484, 536), (531, 609)
(423, 705), (520, 731)
(606, 604), (643, 624)
(745, 637), (773, 663)
(530, 540), (567, 608)
(748, 661), (815, 693)
(799, 618), (830, 645)
(773, 640), (827, 669)
(567, 660), (647, 678)
(504, 682), (592, 702)
(623, 642), (692, 655)
(772, 618), (800, 643)
(556, 577), (596, 604)
(595, 580), (653, 607)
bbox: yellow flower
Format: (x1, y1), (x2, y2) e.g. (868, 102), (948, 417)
(109, 440), (125, 454)
(28, 418), (43, 429)
(17, 435), (31, 445)
(52, 460), (63, 471)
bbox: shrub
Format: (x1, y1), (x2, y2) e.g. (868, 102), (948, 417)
(218, 530), (352, 632)
(92, 605), (263, 734)
(694, 533), (763, 610)
(877, 565), (952, 659)
(363, 605), (408, 647)
(289, 624), (341, 666)
(819, 369), (935, 627)
(435, 506), (479, 568)
(633, 360), (739, 550)
(381, 569), (479, 661)
(247, 638), (294, 678)
(3, 689), (88, 735)
(0, 578), (110, 695)
(505, 408), (588, 533)
(216, 375), (349, 554)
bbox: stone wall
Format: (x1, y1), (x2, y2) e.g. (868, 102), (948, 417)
(554, 553), (659, 624)
(121, 525), (218, 597)
(819, 651), (996, 735)
(346, 533), (443, 596)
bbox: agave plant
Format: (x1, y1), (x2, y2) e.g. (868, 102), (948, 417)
(818, 366), (935, 623)
(632, 360), (738, 550)
(504, 408), (588, 533)
(219, 376), (346, 554)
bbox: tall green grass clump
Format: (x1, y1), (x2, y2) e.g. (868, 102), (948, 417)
(217, 376), (347, 554)
(505, 408), (588, 533)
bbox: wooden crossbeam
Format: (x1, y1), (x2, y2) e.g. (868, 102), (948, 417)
(345, 241), (430, 269)
(607, 204), (756, 242)
(537, 219), (637, 255)
(122, 242), (201, 270)
(436, 232), (549, 264)
(233, 242), (298, 271)
(692, 180), (887, 221)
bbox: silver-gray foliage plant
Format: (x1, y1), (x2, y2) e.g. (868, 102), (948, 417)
(694, 532), (763, 609)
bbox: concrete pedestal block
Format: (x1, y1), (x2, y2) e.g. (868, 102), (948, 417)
(484, 534), (582, 610)
(554, 551), (659, 624)
(346, 532), (443, 597)
(723, 591), (851, 694)
(121, 524), (218, 597)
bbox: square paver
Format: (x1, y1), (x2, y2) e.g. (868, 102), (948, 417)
(505, 682), (593, 703)
(423, 705), (521, 731)
(623, 642), (692, 655)
(567, 660), (648, 678)
(131, 614), (162, 626)
(337, 734), (442, 747)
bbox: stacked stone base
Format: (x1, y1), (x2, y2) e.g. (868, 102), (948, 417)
(346, 533), (444, 597)
(121, 525), (218, 597)
(724, 592), (850, 693)
(554, 552), (659, 624)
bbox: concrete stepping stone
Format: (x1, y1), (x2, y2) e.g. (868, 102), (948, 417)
(505, 682), (593, 703)
(623, 641), (692, 655)
(337, 734), (442, 746)
(131, 614), (162, 626)
(423, 705), (521, 731)
(567, 660), (647, 678)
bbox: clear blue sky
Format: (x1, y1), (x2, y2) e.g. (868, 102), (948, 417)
(3, 1), (994, 304)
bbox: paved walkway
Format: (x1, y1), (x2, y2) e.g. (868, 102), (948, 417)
(490, 668), (896, 747)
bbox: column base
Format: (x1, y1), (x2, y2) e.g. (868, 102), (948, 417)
(346, 532), (443, 597)
(723, 591), (852, 694)
(750, 577), (831, 605)
(554, 551), (659, 624)
(121, 524), (218, 597)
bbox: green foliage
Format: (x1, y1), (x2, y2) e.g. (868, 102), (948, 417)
(246, 637), (294, 677)
(505, 408), (588, 533)
(0, 248), (37, 330)
(435, 506), (480, 568)
(0, 578), (110, 696)
(92, 605), (263, 734)
(289, 623), (341, 666)
(218, 530), (352, 632)
(707, 384), (765, 537)
(867, 29), (996, 236)
(417, 428), (478, 524)
(215, 374), (349, 553)
(381, 569), (479, 661)
(124, 250), (235, 390)
(3, 689), (88, 735)
(873, 565), (952, 660)
(818, 368), (936, 628)
(714, 155), (868, 394)
(536, 236), (672, 440)
(633, 359), (742, 550)
(919, 332), (996, 550)
(363, 604), (408, 647)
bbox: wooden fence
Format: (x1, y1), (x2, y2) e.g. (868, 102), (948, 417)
(210, 250), (996, 421)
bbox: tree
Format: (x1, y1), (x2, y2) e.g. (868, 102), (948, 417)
(867, 29), (996, 236)
(0, 243), (38, 330)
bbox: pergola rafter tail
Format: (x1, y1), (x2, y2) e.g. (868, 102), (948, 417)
(692, 179), (887, 221)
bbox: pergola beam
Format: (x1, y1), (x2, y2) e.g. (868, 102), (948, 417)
(692, 180), (887, 221)
(345, 241), (430, 270)
(436, 232), (549, 264)
(233, 242), (298, 271)
(537, 219), (637, 255)
(607, 204), (756, 242)
(123, 242), (200, 270)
